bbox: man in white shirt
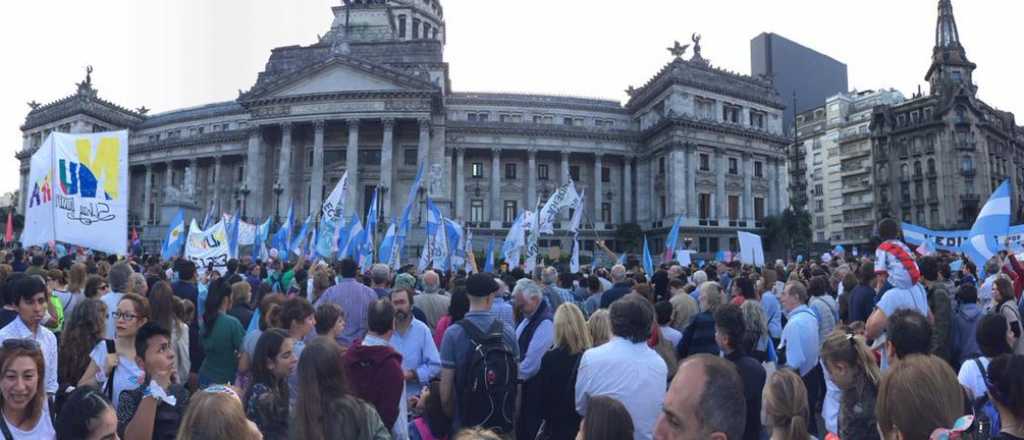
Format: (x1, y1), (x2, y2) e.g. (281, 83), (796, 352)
(654, 354), (746, 440)
(576, 294), (667, 440)
(0, 277), (59, 395)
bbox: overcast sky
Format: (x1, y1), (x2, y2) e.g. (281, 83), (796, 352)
(3, 0), (1022, 195)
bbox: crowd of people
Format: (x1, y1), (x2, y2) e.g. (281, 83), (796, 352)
(0, 216), (1020, 439)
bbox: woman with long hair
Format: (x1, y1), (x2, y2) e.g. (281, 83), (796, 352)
(763, 369), (812, 440)
(244, 329), (296, 440)
(993, 277), (1023, 354)
(149, 281), (190, 383)
(587, 309), (612, 347)
(177, 386), (262, 440)
(83, 275), (107, 300)
(986, 354), (1024, 439)
(877, 354), (965, 440)
(739, 299), (771, 362)
(78, 293), (150, 410)
(537, 303), (593, 440)
(408, 380), (450, 440)
(54, 385), (116, 440)
(820, 329), (882, 440)
(292, 338), (390, 440)
(0, 340), (54, 439)
(57, 299), (107, 391)
(576, 395), (634, 440)
(433, 288), (469, 348)
(62, 263), (89, 317)
(199, 279), (245, 386)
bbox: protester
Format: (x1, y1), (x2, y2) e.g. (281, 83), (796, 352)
(293, 338), (391, 440)
(778, 281), (822, 437)
(0, 339), (55, 439)
(279, 297), (315, 361)
(313, 303), (345, 339)
(759, 270), (783, 345)
(57, 298), (105, 394)
(985, 354), (1024, 439)
(876, 354), (965, 440)
(655, 301), (682, 349)
(84, 275), (107, 300)
(951, 283), (984, 368)
(541, 267), (574, 311)
(587, 309), (612, 347)
(315, 258), (377, 347)
(0, 276), (59, 397)
(885, 308), (933, 364)
(244, 328), (295, 440)
(576, 294), (666, 440)
(408, 380), (451, 440)
(599, 265), (632, 309)
(117, 322), (189, 440)
(241, 294), (285, 366)
(865, 221), (931, 344)
(417, 271), (451, 330)
(433, 288), (469, 348)
(993, 276), (1023, 354)
(127, 273), (148, 299)
(820, 329), (881, 440)
(739, 299), (771, 362)
(512, 279), (554, 440)
(712, 304), (765, 440)
(176, 386), (261, 440)
(80, 294), (148, 409)
(198, 280), (244, 387)
(959, 313), (1014, 400)
(533, 303), (591, 440)
(581, 275), (605, 317)
(54, 385), (117, 440)
(667, 279), (698, 334)
(489, 277), (516, 329)
(148, 281), (190, 385)
(439, 273), (518, 435)
(102, 263), (133, 339)
(342, 298), (406, 439)
(62, 263), (88, 316)
(762, 369), (811, 440)
(227, 281), (254, 330)
(579, 396), (634, 440)
(389, 287), (441, 401)
(653, 354), (745, 440)
(676, 281), (722, 358)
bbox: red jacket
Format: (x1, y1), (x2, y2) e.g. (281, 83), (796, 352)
(341, 338), (405, 429)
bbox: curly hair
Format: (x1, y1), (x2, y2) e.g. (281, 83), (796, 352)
(58, 298), (107, 386)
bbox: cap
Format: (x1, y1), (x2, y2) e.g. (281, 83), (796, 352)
(394, 273), (416, 290)
(466, 273), (498, 297)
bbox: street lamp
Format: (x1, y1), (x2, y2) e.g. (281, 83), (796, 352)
(238, 185), (250, 221)
(273, 182), (283, 224)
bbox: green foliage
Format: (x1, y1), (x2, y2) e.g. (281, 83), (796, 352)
(615, 222), (643, 253)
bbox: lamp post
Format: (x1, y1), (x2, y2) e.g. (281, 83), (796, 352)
(238, 185), (250, 221)
(273, 182), (283, 224)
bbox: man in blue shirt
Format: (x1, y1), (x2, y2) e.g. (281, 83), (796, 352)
(389, 287), (441, 401)
(779, 280), (822, 437)
(514, 279), (554, 440)
(490, 277), (515, 329)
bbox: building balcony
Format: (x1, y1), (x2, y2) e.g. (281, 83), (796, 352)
(962, 169), (976, 177)
(961, 194), (980, 203)
(928, 195), (939, 204)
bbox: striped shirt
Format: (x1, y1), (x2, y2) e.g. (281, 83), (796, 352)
(875, 240), (921, 290)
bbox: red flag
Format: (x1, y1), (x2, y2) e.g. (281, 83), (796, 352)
(4, 212), (12, 244)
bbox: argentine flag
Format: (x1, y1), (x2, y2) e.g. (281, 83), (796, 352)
(161, 209), (186, 260)
(642, 235), (654, 281)
(963, 180), (1011, 271)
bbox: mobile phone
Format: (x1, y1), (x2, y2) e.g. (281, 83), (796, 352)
(105, 339), (116, 354)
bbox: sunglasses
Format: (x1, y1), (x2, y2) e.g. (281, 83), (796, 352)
(1, 338), (40, 352)
(203, 384), (240, 401)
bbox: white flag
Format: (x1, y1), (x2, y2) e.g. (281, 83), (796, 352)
(538, 182), (581, 234)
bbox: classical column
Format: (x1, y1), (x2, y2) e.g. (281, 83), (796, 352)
(623, 157), (633, 223)
(561, 152), (571, 222)
(743, 153), (753, 222)
(164, 161), (174, 190)
(687, 145), (697, 218)
(143, 164), (152, 224)
(716, 150), (726, 221)
(346, 119), (360, 217)
(593, 153), (604, 224)
(417, 118), (431, 166)
(767, 158), (777, 215)
(455, 147), (466, 220)
(490, 148), (501, 224)
(18, 171), (27, 215)
(276, 122), (293, 213)
(246, 128), (263, 219)
(380, 118), (395, 219)
(187, 158), (198, 197)
(212, 156), (222, 213)
(527, 149), (538, 210)
(311, 120), (326, 215)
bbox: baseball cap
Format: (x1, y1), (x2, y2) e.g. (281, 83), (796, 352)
(465, 273), (499, 297)
(394, 273), (416, 290)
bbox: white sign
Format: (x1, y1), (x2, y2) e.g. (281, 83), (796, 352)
(185, 219), (229, 274)
(675, 249), (692, 266)
(737, 231), (766, 268)
(222, 213), (256, 245)
(22, 131), (129, 254)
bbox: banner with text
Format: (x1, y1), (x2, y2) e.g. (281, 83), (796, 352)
(901, 222), (1024, 253)
(21, 131), (128, 254)
(185, 219), (230, 274)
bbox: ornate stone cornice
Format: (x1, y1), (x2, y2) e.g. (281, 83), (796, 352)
(639, 114), (789, 148)
(448, 92), (627, 115)
(130, 129), (249, 154)
(446, 121), (639, 143)
(625, 58), (784, 111)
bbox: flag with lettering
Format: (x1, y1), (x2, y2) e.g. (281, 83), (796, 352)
(538, 181), (581, 234)
(963, 180), (1011, 271)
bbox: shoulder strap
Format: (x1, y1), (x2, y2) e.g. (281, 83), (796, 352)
(455, 320), (486, 346)
(105, 364), (117, 399)
(973, 357), (986, 377)
(0, 411), (13, 440)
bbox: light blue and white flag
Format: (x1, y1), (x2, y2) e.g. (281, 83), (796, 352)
(426, 197), (443, 237)
(399, 164), (425, 233)
(316, 172), (348, 259)
(538, 181), (581, 234)
(642, 235), (654, 281)
(484, 237), (496, 273)
(524, 209), (542, 272)
(963, 180), (1011, 270)
(378, 219), (399, 268)
(570, 239), (580, 274)
(290, 215), (313, 256)
(252, 217), (272, 261)
(664, 215), (683, 262)
(161, 209), (186, 260)
(502, 212), (528, 266)
(305, 226), (318, 260)
(366, 187), (379, 237)
(445, 219), (465, 271)
(568, 189), (585, 234)
(338, 216), (363, 259)
(226, 210), (241, 258)
(617, 253), (627, 265)
(201, 200), (217, 230)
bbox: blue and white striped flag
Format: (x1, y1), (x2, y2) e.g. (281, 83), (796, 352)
(642, 235), (654, 281)
(963, 180), (1011, 271)
(484, 238), (496, 273)
(664, 215), (683, 262)
(161, 209), (186, 260)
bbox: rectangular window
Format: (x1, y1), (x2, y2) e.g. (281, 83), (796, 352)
(658, 157), (666, 175)
(699, 193), (711, 219)
(237, 166), (244, 183)
(471, 162), (484, 178)
(503, 201), (517, 223)
(499, 114), (512, 123)
(505, 163), (517, 180)
(470, 200), (484, 222)
(754, 197), (765, 221)
(601, 167), (610, 183)
(723, 105), (740, 123)
(563, 117), (574, 126)
(538, 164), (549, 180)
(412, 19), (421, 39)
(404, 149), (417, 166)
(533, 115), (543, 124)
(398, 15), (407, 38)
(569, 166), (580, 181)
(728, 195), (740, 220)
(423, 22), (431, 39)
(700, 154), (710, 171)
(660, 196), (667, 218)
(754, 161), (764, 178)
(602, 203), (612, 223)
(816, 199), (824, 212)
(750, 112), (765, 129)
(814, 184), (824, 196)
(728, 158), (739, 174)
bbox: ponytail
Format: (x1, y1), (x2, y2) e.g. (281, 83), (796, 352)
(787, 415), (809, 440)
(821, 329), (881, 387)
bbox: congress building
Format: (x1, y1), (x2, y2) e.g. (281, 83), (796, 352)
(15, 0), (789, 261)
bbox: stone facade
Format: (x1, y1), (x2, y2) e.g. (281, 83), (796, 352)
(15, 1), (788, 260)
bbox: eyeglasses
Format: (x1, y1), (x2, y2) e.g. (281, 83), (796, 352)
(99, 284), (109, 290)
(112, 312), (138, 321)
(1, 338), (40, 352)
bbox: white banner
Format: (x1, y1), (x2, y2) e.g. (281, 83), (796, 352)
(185, 219), (229, 274)
(538, 182), (581, 234)
(737, 231), (766, 268)
(22, 131), (129, 254)
(222, 213), (256, 245)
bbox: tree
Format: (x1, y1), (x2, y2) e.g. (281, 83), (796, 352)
(614, 222), (643, 254)
(762, 208), (812, 261)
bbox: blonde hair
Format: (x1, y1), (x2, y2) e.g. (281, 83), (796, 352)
(453, 427), (503, 440)
(699, 281), (723, 312)
(553, 303), (592, 355)
(877, 354), (964, 440)
(67, 263), (87, 292)
(128, 273), (148, 295)
(587, 309), (612, 347)
(230, 281), (252, 306)
(176, 389), (259, 440)
(763, 369), (810, 440)
(820, 329), (881, 387)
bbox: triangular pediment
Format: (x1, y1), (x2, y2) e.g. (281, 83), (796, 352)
(244, 56), (437, 102)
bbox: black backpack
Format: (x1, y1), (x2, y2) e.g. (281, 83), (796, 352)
(455, 320), (518, 435)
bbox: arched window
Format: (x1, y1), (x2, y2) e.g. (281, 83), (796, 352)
(914, 161), (922, 177)
(961, 156), (974, 172)
(900, 164), (909, 179)
(927, 158), (936, 175)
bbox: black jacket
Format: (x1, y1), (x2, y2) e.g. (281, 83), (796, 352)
(599, 282), (634, 309)
(725, 350), (766, 440)
(536, 346), (584, 440)
(677, 311), (719, 359)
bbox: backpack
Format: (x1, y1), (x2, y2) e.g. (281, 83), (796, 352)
(455, 320), (518, 435)
(971, 358), (1001, 438)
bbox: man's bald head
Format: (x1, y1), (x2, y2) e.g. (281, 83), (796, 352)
(655, 354), (745, 440)
(422, 270), (439, 288)
(611, 264), (627, 282)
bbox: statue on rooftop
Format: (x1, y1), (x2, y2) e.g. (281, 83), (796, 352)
(667, 41), (690, 59)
